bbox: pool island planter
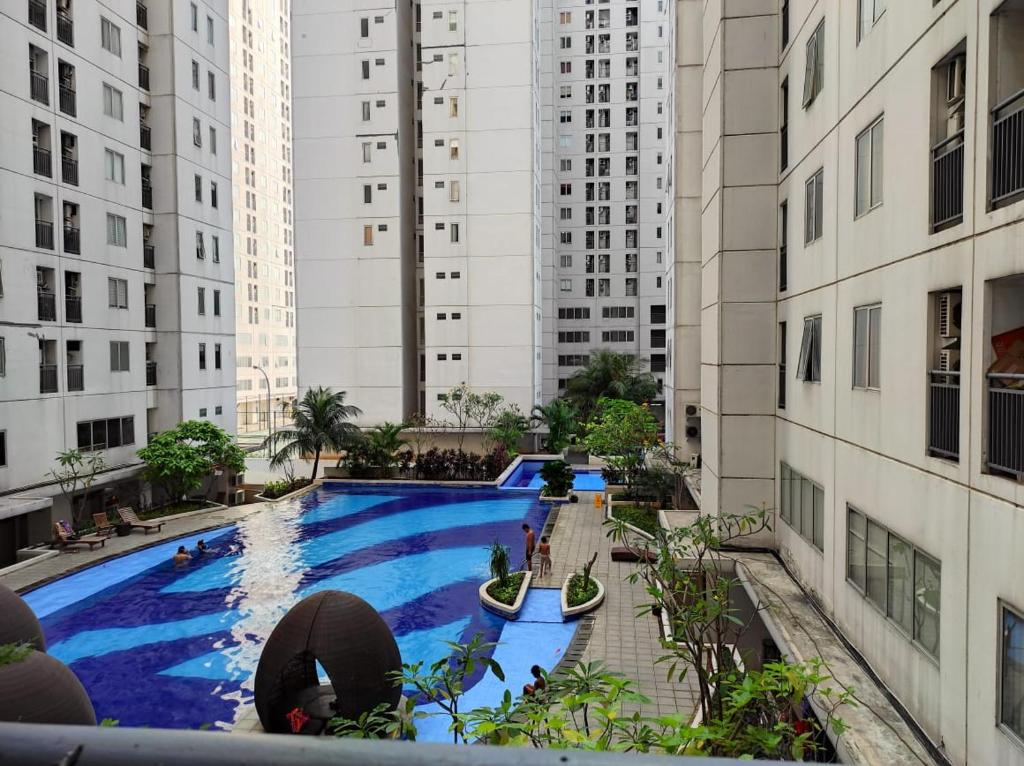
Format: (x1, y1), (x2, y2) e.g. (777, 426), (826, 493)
(604, 499), (658, 541)
(479, 571), (532, 620)
(560, 573), (605, 619)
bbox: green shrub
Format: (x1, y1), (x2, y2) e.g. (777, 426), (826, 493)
(566, 573), (599, 607)
(611, 504), (660, 536)
(539, 460), (574, 497)
(486, 572), (525, 606)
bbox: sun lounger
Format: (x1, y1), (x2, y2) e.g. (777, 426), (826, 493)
(52, 522), (107, 552)
(92, 512), (116, 537)
(116, 507), (165, 534)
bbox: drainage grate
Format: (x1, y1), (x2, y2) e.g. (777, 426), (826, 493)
(541, 506), (561, 540)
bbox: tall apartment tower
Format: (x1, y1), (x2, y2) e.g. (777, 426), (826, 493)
(669, 2), (1024, 763)
(541, 0), (675, 412)
(292, 0), (542, 424)
(0, 0), (234, 559)
(229, 0), (296, 433)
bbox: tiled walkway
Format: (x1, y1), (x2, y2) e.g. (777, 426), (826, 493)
(537, 493), (699, 719)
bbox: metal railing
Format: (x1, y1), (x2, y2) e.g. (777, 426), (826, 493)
(62, 156), (78, 185)
(28, 0), (46, 30)
(144, 244), (155, 269)
(138, 62), (150, 90)
(932, 129), (964, 229)
(142, 182), (153, 209)
(59, 84), (76, 116)
(65, 295), (81, 323)
(33, 146), (51, 176)
(146, 361), (157, 386)
(137, 1), (148, 30)
(928, 371), (960, 460)
(988, 373), (1024, 478)
(39, 364), (58, 394)
(145, 303), (156, 328)
(67, 364), (83, 392)
(37, 291), (56, 321)
(35, 219), (53, 249)
(30, 71), (48, 104)
(140, 123), (152, 150)
(63, 224), (80, 254)
(992, 88), (1024, 205)
(57, 10), (73, 45)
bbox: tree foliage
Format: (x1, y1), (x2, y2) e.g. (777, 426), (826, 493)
(582, 398), (658, 494)
(267, 387), (361, 480)
(138, 420), (245, 504)
(49, 449), (107, 526)
(564, 350), (657, 420)
(489, 405), (529, 456)
(530, 399), (578, 453)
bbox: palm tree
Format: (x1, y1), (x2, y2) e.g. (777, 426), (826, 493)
(267, 387), (362, 480)
(531, 399), (578, 453)
(365, 422), (409, 469)
(564, 350), (657, 419)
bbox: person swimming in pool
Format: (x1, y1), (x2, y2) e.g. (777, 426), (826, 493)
(172, 545), (191, 565)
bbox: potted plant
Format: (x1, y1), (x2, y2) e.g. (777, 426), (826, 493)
(538, 460), (574, 502)
(560, 552), (605, 618)
(478, 541), (531, 619)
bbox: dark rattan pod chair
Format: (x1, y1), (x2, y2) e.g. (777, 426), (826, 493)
(0, 649), (96, 725)
(0, 583), (46, 652)
(253, 590), (402, 734)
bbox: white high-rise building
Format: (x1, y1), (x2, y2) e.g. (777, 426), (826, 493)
(229, 0), (296, 433)
(0, 0), (234, 562)
(668, 2), (1024, 764)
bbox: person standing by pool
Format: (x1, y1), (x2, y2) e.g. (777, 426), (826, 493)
(538, 536), (552, 578)
(522, 523), (536, 571)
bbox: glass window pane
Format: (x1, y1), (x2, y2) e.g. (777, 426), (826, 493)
(812, 485), (824, 551)
(854, 308), (869, 387)
(869, 306), (882, 388)
(886, 534), (913, 633)
(801, 477), (814, 541)
(92, 420), (107, 450)
(780, 465), (791, 524)
(77, 422), (92, 450)
(871, 120), (884, 206)
(1000, 607), (1024, 739)
(805, 177), (815, 242)
(914, 551), (941, 658)
(856, 130), (870, 216)
(866, 520), (887, 609)
(814, 172), (823, 237)
(847, 508), (866, 589)
(811, 316), (822, 381)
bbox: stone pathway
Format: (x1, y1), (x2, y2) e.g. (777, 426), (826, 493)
(536, 492), (699, 719)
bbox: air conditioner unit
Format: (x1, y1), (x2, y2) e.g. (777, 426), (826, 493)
(938, 291), (962, 338)
(233, 489), (246, 506)
(684, 404), (699, 418)
(689, 453), (699, 469)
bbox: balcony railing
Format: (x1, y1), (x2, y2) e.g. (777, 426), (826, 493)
(142, 183), (153, 209)
(37, 291), (56, 321)
(143, 244), (155, 269)
(932, 130), (964, 230)
(992, 88), (1024, 206)
(145, 303), (156, 328)
(29, 0), (46, 31)
(63, 224), (80, 254)
(35, 219), (53, 249)
(137, 2), (148, 30)
(30, 71), (48, 104)
(988, 373), (1024, 479)
(40, 364), (58, 394)
(928, 371), (960, 461)
(140, 124), (152, 150)
(57, 11), (73, 46)
(33, 146), (52, 177)
(138, 62), (150, 91)
(146, 361), (157, 386)
(59, 84), (76, 116)
(62, 156), (78, 185)
(65, 295), (82, 323)
(67, 364), (83, 392)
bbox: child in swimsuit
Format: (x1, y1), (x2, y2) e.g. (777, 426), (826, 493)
(538, 536), (552, 578)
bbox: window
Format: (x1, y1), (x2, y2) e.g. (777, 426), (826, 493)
(190, 2), (198, 31)
(450, 139), (459, 160)
(804, 168), (824, 243)
(450, 223), (460, 243)
(214, 343), (222, 369)
(847, 506), (940, 660)
(0, 431), (4, 467)
(448, 10), (458, 31)
(449, 97), (458, 117)
(198, 343), (206, 370)
(362, 142), (371, 162)
(0, 337), (4, 377)
(802, 20), (825, 107)
(77, 416), (134, 451)
(858, 0), (886, 42)
(104, 149), (125, 184)
(211, 236), (219, 262)
(196, 231), (206, 259)
(360, 17), (369, 37)
(102, 84), (123, 120)
(213, 289), (221, 316)
(449, 53), (458, 75)
(796, 315), (822, 382)
(197, 286), (206, 315)
(207, 16), (214, 44)
(109, 341), (130, 372)
(209, 127), (217, 154)
(1000, 604), (1024, 741)
(855, 117), (884, 216)
(779, 322), (787, 408)
(192, 60), (200, 89)
(449, 180), (460, 202)
(560, 279), (572, 292)
(363, 225), (374, 246)
(106, 214), (127, 247)
(194, 174), (203, 202)
(208, 71), (215, 100)
(361, 60), (370, 79)
(853, 304), (882, 389)
(211, 182), (218, 208)
(108, 277), (128, 309)
(193, 118), (202, 146)
(101, 18), (122, 57)
(363, 185), (372, 203)
(362, 101), (371, 121)
(779, 464), (824, 552)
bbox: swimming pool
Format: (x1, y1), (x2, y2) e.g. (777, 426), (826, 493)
(500, 459), (606, 492)
(23, 485), (554, 732)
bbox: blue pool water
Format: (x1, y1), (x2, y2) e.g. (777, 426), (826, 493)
(23, 485), (558, 733)
(501, 459), (606, 492)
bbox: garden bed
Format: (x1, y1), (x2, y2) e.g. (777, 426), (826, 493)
(479, 571), (532, 620)
(609, 503), (661, 537)
(560, 572), (604, 618)
(257, 478), (312, 501)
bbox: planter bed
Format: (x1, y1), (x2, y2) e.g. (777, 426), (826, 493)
(478, 571), (532, 620)
(606, 502), (660, 539)
(255, 479), (314, 503)
(560, 572), (605, 618)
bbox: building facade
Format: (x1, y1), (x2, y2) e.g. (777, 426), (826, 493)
(0, 0), (234, 561)
(229, 0), (296, 434)
(668, 1), (1024, 763)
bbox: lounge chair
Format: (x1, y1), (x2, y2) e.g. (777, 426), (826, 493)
(116, 507), (165, 534)
(52, 522), (107, 552)
(92, 512), (116, 537)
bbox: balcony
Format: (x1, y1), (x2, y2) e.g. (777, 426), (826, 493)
(145, 303), (156, 328)
(137, 2), (148, 30)
(65, 295), (82, 323)
(33, 146), (52, 177)
(143, 244), (155, 269)
(37, 291), (56, 321)
(932, 130), (964, 229)
(988, 374), (1024, 479)
(138, 62), (150, 91)
(928, 371), (960, 461)
(30, 72), (48, 105)
(146, 361), (157, 386)
(59, 84), (76, 117)
(140, 124), (152, 151)
(67, 364), (84, 392)
(63, 224), (80, 254)
(29, 0), (46, 31)
(142, 182), (153, 210)
(57, 10), (73, 46)
(39, 364), (58, 394)
(992, 88), (1024, 206)
(35, 219), (53, 249)
(62, 156), (78, 185)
